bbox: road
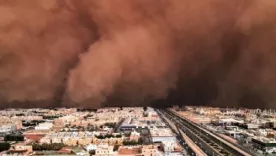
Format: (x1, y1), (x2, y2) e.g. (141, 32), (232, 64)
(179, 129), (207, 156)
(157, 109), (207, 156)
(160, 109), (253, 156)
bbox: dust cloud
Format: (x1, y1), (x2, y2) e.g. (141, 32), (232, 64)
(1, 0), (276, 109)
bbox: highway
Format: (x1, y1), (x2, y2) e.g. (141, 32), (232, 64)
(158, 109), (206, 156)
(179, 129), (207, 156)
(160, 109), (253, 156)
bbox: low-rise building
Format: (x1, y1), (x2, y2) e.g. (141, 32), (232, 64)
(63, 137), (78, 146)
(0, 116), (22, 130)
(40, 131), (97, 146)
(252, 137), (276, 154)
(142, 145), (158, 156)
(242, 123), (260, 129)
(40, 137), (51, 144)
(162, 140), (182, 156)
(35, 122), (53, 130)
(95, 144), (114, 156)
(150, 128), (176, 143)
(0, 124), (17, 133)
(8, 143), (33, 155)
(86, 144), (97, 152)
(23, 129), (49, 141)
(130, 131), (140, 141)
(78, 137), (93, 146)
(117, 146), (142, 156)
(52, 137), (62, 143)
(93, 137), (123, 145)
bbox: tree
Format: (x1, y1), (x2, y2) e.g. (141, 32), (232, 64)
(16, 113), (25, 116)
(32, 143), (65, 151)
(123, 140), (140, 146)
(113, 145), (120, 151)
(106, 134), (113, 138)
(124, 133), (131, 137)
(4, 135), (24, 141)
(115, 134), (122, 138)
(143, 107), (147, 111)
(104, 123), (116, 128)
(89, 150), (95, 155)
(96, 135), (105, 139)
(0, 142), (10, 152)
(138, 137), (143, 145)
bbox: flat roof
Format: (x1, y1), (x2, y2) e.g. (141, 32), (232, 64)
(150, 128), (174, 137)
(118, 147), (141, 155)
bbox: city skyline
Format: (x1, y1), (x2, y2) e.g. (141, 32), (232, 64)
(1, 106), (276, 155)
(2, 0), (276, 155)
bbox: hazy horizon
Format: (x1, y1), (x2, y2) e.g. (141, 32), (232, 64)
(1, 0), (276, 109)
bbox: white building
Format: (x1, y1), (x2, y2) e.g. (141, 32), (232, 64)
(245, 123), (259, 129)
(86, 144), (97, 151)
(130, 131), (140, 141)
(35, 122), (53, 130)
(256, 129), (268, 136)
(0, 124), (17, 133)
(147, 108), (158, 117)
(52, 137), (62, 143)
(150, 128), (176, 143)
(162, 140), (182, 156)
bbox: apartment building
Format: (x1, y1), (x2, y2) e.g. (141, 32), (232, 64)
(95, 144), (114, 156)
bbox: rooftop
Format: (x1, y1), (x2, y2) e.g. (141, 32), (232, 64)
(118, 146), (141, 155)
(150, 128), (174, 137)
